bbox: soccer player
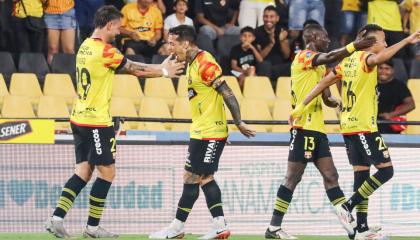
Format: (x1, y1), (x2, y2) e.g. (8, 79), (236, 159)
(45, 5), (184, 238)
(265, 24), (376, 239)
(291, 25), (420, 240)
(149, 25), (256, 239)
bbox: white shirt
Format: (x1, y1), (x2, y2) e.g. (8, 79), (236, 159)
(164, 13), (194, 30)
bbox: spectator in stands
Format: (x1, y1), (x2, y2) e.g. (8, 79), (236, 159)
(163, 0), (193, 41)
(400, 0), (420, 59)
(154, 0), (167, 15)
(377, 61), (415, 134)
(195, 0), (241, 41)
(11, 0), (46, 53)
(44, 0), (76, 64)
(238, 0), (275, 28)
(288, 0), (325, 38)
(255, 6), (291, 83)
(159, 0), (193, 55)
(230, 26), (263, 89)
(340, 0), (367, 46)
(367, 0), (407, 58)
(120, 0), (163, 58)
(75, 0), (104, 44)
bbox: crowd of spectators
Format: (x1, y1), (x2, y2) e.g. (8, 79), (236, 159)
(0, 0), (419, 134)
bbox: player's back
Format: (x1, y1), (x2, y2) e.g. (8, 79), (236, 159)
(335, 50), (378, 134)
(71, 38), (125, 127)
(291, 49), (327, 133)
(186, 51), (227, 140)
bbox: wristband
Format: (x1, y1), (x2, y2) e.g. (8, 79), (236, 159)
(162, 68), (169, 77)
(345, 42), (356, 53)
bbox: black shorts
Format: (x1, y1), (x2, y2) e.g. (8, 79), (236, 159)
(288, 128), (332, 162)
(71, 123), (116, 166)
(185, 138), (226, 175)
(344, 132), (391, 166)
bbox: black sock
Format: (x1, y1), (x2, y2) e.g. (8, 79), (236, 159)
(53, 174), (87, 218)
(270, 185), (293, 227)
(344, 167), (393, 212)
(353, 170), (370, 232)
(202, 180), (224, 218)
(175, 183), (200, 222)
(326, 186), (346, 206)
(87, 178), (112, 227)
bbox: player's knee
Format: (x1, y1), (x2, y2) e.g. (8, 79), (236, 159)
(284, 174), (302, 189)
(323, 171), (339, 186)
(125, 48), (135, 55)
(199, 175), (214, 186)
(183, 171), (200, 184)
(378, 166), (394, 182)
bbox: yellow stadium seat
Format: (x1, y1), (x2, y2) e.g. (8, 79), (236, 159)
(406, 101), (420, 134)
(9, 73), (42, 104)
(1, 95), (35, 118)
(408, 79), (420, 103)
(113, 74), (143, 107)
(243, 76), (276, 108)
(110, 97), (139, 130)
(144, 77), (177, 108)
(322, 104), (341, 133)
(139, 97), (172, 131)
(272, 99), (292, 133)
(43, 74), (76, 106)
(241, 99), (272, 132)
(0, 74), (9, 107)
(171, 97), (191, 131)
(276, 77), (291, 100)
(224, 76), (243, 100)
(177, 75), (188, 97)
(37, 96), (70, 130)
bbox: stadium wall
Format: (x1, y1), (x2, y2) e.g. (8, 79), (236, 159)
(0, 142), (419, 236)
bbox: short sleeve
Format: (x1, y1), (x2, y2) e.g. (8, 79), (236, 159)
(334, 62), (344, 78)
(103, 44), (125, 70)
(296, 50), (319, 69)
(197, 52), (223, 87)
(230, 45), (239, 61)
(195, 0), (204, 13)
(399, 82), (412, 99)
(121, 5), (129, 27)
(400, 0), (412, 11)
(163, 16), (170, 30)
(155, 8), (163, 30)
(359, 52), (375, 73)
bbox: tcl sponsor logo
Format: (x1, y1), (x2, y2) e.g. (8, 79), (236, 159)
(0, 121), (32, 140)
(92, 129), (102, 155)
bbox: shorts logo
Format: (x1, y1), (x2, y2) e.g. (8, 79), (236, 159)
(289, 129), (297, 151)
(304, 151), (312, 159)
(358, 133), (371, 156)
(204, 140), (217, 163)
(383, 150), (390, 158)
(92, 129), (102, 155)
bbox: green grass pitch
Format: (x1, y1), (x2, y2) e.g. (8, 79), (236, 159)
(0, 234), (418, 240)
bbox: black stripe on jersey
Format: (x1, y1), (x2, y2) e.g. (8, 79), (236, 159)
(116, 57), (128, 71)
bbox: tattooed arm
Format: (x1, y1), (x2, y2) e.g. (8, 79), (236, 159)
(214, 78), (256, 138)
(121, 56), (184, 78)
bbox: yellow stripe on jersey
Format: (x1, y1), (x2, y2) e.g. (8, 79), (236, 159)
(291, 50), (327, 133)
(70, 38), (125, 127)
(187, 51), (228, 140)
(335, 51), (378, 134)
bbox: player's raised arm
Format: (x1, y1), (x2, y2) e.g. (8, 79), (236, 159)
(365, 30), (420, 67)
(312, 30), (376, 67)
(289, 71), (340, 124)
(213, 78), (256, 138)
